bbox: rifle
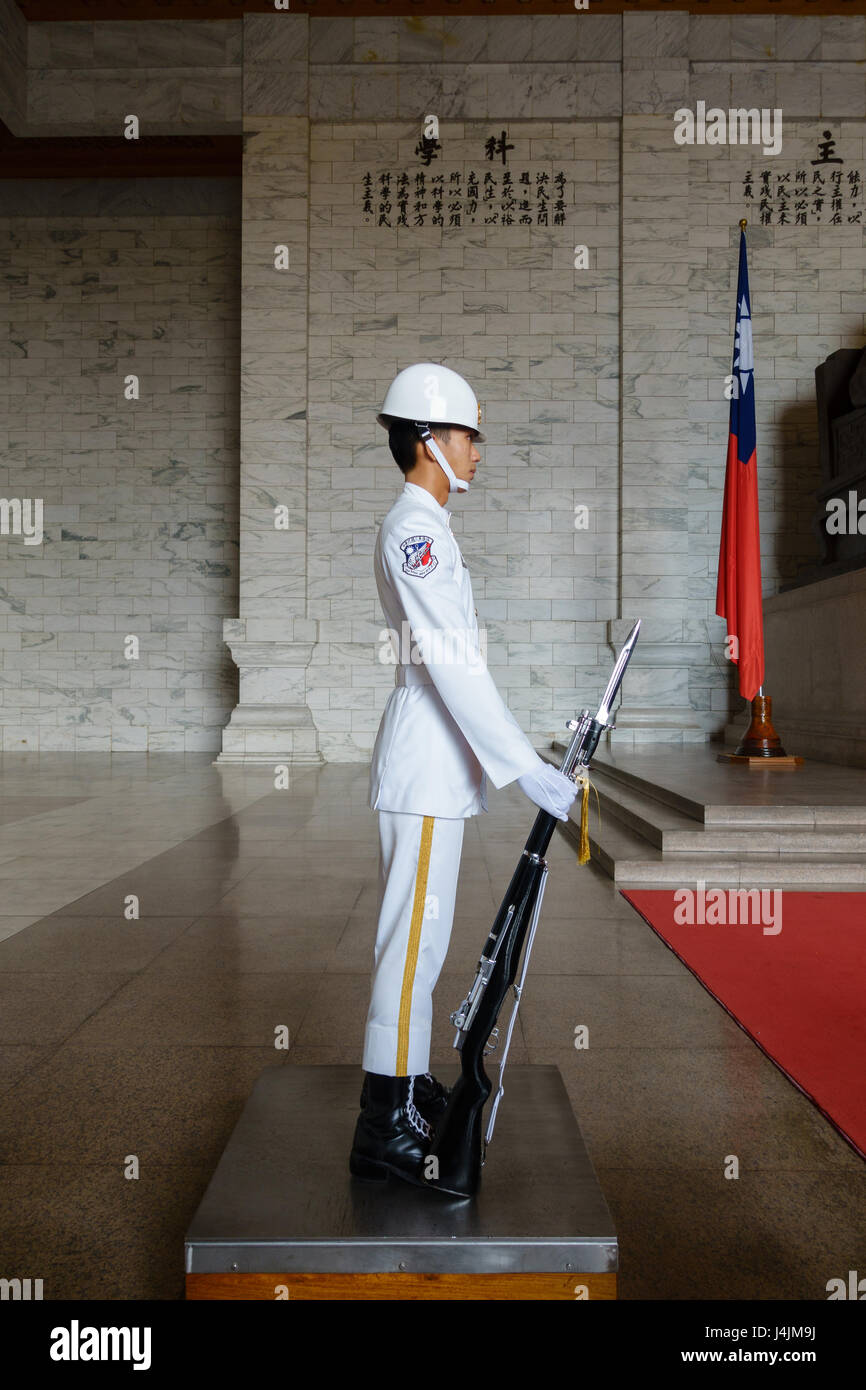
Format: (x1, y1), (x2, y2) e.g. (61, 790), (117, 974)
(424, 620), (641, 1198)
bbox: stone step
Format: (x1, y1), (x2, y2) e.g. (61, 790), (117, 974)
(576, 748), (707, 821)
(587, 767), (866, 855)
(585, 767), (698, 846)
(560, 812), (866, 887)
(579, 747), (866, 828)
(543, 748), (866, 888)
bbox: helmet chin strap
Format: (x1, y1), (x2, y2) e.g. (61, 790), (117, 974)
(414, 421), (469, 494)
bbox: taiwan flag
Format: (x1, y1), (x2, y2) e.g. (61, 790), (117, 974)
(716, 226), (765, 701)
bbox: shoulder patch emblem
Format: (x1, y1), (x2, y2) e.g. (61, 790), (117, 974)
(400, 534), (438, 578)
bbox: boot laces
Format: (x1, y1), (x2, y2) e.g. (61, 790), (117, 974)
(406, 1074), (432, 1141)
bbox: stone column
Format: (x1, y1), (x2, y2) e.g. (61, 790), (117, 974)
(612, 13), (704, 744)
(217, 15), (323, 763)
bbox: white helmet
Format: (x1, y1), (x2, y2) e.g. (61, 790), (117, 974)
(377, 362), (485, 494)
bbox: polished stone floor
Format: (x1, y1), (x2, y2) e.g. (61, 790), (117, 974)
(0, 753), (862, 1300)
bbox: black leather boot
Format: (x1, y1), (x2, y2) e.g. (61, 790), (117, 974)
(350, 1073), (432, 1187)
(359, 1070), (451, 1128)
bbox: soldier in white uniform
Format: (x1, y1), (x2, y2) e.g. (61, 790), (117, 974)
(350, 363), (578, 1186)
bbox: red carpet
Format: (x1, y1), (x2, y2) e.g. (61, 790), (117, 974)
(621, 889), (866, 1158)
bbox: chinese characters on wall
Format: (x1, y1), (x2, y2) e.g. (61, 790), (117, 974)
(360, 129), (569, 229)
(742, 130), (862, 226)
(362, 168), (568, 228)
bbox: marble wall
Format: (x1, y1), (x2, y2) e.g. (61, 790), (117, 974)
(23, 18), (243, 136)
(0, 188), (241, 752)
(1, 12), (865, 757)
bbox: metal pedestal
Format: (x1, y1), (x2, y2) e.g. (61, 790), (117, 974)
(185, 1064), (617, 1300)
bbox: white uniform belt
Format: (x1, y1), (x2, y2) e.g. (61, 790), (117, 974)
(395, 664), (433, 687)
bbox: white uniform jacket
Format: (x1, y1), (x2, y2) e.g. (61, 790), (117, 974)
(369, 481), (541, 818)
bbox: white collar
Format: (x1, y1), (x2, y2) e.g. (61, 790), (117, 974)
(401, 480), (452, 527)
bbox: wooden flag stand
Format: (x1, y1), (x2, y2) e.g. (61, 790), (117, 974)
(717, 692), (803, 767)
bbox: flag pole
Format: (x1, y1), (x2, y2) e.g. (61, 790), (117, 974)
(717, 221), (802, 766)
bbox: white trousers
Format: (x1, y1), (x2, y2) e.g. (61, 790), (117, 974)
(362, 811), (465, 1077)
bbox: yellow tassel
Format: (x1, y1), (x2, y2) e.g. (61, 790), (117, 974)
(572, 769), (600, 867)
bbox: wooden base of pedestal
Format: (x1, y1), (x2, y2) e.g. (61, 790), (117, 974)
(185, 1270), (617, 1301)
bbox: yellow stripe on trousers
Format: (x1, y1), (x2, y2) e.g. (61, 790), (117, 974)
(396, 815), (435, 1075)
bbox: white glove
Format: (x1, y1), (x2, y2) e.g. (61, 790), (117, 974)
(517, 759), (578, 822)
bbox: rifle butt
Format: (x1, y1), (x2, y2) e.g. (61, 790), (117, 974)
(424, 1071), (491, 1198)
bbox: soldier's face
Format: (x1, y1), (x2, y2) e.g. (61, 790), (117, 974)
(433, 426), (481, 487)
